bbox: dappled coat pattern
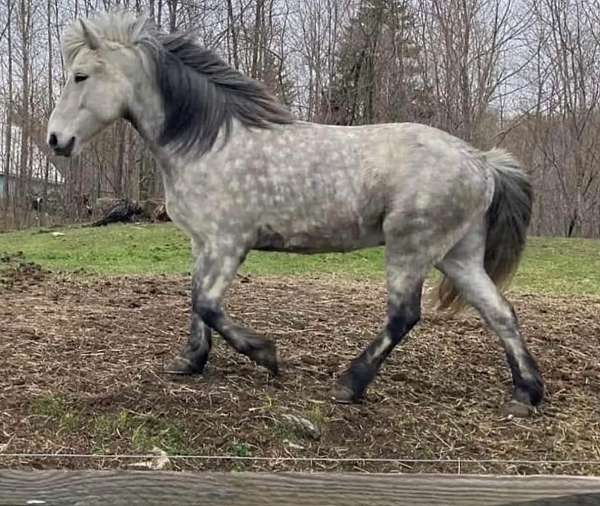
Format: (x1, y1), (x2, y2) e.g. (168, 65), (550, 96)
(47, 11), (543, 416)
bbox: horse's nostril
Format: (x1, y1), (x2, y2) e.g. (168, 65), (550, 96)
(48, 133), (58, 148)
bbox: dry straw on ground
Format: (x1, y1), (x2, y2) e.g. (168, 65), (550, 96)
(1, 258), (599, 474)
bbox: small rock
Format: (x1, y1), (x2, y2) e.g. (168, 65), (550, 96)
(284, 440), (305, 450)
(281, 414), (321, 440)
(129, 447), (170, 470)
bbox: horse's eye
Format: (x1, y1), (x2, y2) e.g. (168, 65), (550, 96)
(74, 74), (88, 83)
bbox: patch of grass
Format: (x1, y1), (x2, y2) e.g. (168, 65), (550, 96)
(229, 440), (252, 458)
(1, 223), (600, 296)
(304, 405), (326, 427)
(91, 410), (188, 454)
(227, 440), (255, 471)
(30, 394), (81, 433)
(245, 248), (384, 279)
(271, 420), (299, 442)
(514, 237), (600, 296)
(0, 224), (192, 275)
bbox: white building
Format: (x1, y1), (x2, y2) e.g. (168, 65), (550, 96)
(0, 124), (64, 197)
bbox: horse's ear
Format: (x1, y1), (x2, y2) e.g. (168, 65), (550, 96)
(80, 19), (103, 50)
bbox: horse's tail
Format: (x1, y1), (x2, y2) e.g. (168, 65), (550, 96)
(436, 148), (533, 312)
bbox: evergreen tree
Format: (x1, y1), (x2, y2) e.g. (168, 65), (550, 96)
(322, 0), (432, 125)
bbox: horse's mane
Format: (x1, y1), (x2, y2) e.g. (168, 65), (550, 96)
(63, 11), (294, 156)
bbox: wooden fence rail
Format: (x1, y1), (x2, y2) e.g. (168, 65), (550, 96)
(1, 471), (600, 506)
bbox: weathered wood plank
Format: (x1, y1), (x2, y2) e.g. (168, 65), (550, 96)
(0, 472), (599, 506)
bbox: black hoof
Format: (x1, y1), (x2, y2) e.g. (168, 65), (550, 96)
(332, 383), (362, 404)
(164, 355), (205, 375)
(502, 399), (535, 418)
(248, 340), (279, 376)
(333, 361), (375, 404)
(513, 377), (544, 407)
(332, 370), (369, 404)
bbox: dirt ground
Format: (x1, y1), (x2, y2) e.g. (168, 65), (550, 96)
(1, 256), (599, 475)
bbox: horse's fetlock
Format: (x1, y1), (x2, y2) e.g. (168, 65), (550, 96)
(247, 340), (279, 375)
(335, 360), (377, 403)
(164, 353), (208, 375)
(514, 375), (544, 407)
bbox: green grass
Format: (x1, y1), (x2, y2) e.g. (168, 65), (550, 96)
(30, 394), (81, 434)
(30, 394), (189, 454)
(1, 222), (600, 296)
(517, 237), (600, 296)
(92, 410), (188, 454)
(229, 440), (252, 458)
(0, 224), (191, 276)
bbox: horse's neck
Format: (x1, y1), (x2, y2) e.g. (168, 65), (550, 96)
(151, 118), (250, 177)
(128, 77), (165, 147)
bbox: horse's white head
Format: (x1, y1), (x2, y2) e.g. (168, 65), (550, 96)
(47, 11), (293, 158)
(47, 17), (136, 157)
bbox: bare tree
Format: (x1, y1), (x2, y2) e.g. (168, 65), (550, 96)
(2, 2), (14, 222)
(415, 0), (531, 146)
(0, 0), (598, 237)
(517, 0), (600, 236)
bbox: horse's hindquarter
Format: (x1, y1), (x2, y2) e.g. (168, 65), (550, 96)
(377, 123), (493, 245)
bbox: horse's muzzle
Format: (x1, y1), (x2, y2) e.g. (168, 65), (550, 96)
(48, 133), (76, 157)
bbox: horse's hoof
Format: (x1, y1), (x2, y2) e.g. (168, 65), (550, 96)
(501, 399), (534, 418)
(332, 383), (361, 404)
(164, 356), (204, 375)
(250, 341), (279, 376)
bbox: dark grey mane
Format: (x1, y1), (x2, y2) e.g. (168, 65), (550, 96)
(142, 30), (294, 156)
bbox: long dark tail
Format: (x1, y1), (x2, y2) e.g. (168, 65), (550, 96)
(437, 149), (533, 312)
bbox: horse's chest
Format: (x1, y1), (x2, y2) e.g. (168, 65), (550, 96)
(164, 188), (206, 234)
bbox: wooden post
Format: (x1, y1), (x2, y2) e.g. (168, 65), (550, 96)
(0, 472), (600, 505)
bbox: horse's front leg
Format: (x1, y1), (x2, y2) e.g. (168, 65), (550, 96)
(168, 239), (279, 376)
(165, 242), (213, 375)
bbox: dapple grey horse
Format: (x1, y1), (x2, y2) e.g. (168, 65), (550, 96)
(47, 12), (543, 415)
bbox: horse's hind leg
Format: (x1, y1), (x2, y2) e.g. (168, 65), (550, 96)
(170, 238), (278, 376)
(438, 227), (544, 415)
(334, 244), (429, 403)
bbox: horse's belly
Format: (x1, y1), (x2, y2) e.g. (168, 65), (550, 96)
(254, 223), (384, 254)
